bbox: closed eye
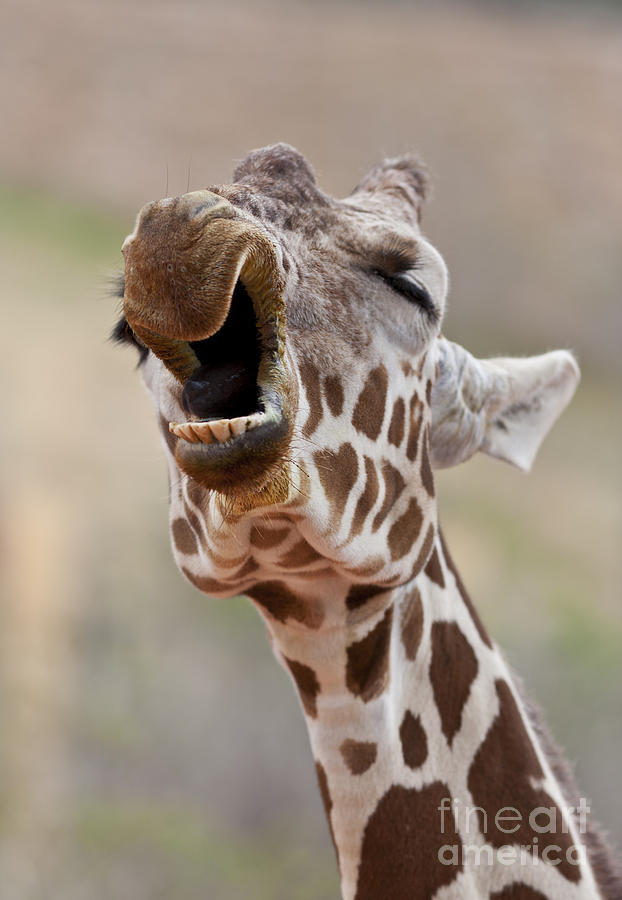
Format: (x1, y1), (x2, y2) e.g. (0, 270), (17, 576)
(375, 271), (438, 322)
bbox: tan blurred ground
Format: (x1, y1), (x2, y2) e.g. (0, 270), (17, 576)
(0, 1), (620, 897)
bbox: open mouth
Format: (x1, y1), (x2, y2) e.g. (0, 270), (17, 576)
(122, 190), (294, 497)
(134, 278), (293, 497)
(169, 279), (289, 486)
(170, 278), (269, 443)
(159, 277), (291, 491)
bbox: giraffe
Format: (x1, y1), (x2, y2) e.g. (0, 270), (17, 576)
(113, 144), (620, 899)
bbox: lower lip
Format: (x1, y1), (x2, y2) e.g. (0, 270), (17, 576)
(172, 406), (291, 492)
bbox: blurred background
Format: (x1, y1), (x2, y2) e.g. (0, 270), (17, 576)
(0, 0), (620, 897)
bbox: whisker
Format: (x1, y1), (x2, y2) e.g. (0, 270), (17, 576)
(286, 457), (313, 487)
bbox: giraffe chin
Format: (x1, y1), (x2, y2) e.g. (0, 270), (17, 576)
(173, 408), (293, 504)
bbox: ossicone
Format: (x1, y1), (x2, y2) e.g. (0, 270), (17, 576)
(348, 154), (430, 224)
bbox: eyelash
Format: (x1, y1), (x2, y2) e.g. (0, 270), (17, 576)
(375, 271), (438, 321)
(111, 316), (149, 363)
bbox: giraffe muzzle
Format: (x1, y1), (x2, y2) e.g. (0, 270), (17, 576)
(121, 191), (295, 494)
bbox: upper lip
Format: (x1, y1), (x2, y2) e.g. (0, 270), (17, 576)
(133, 272), (289, 450)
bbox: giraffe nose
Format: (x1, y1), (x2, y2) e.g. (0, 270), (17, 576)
(176, 190), (233, 221)
(125, 190), (233, 243)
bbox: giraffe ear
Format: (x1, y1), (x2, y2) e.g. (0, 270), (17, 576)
(430, 338), (580, 472)
(348, 155), (429, 224)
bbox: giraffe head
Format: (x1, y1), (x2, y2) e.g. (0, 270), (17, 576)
(116, 143), (579, 591)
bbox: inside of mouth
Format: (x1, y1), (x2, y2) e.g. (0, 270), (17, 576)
(181, 279), (262, 422)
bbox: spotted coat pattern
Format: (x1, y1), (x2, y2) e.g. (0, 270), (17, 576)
(120, 144), (615, 900)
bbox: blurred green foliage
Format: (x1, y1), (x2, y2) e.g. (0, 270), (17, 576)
(0, 185), (124, 263)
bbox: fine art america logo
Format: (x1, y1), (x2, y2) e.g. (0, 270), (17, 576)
(437, 797), (590, 868)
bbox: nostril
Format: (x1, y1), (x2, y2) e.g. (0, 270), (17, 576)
(192, 200), (225, 219)
(181, 190), (231, 220)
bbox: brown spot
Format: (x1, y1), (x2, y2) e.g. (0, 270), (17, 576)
(185, 480), (224, 539)
(346, 585), (392, 626)
(401, 360), (414, 377)
(171, 517), (198, 555)
(227, 556), (259, 580)
(315, 761), (339, 866)
(439, 530), (492, 649)
(181, 567), (225, 595)
(406, 393), (423, 461)
(430, 622), (478, 745)
(387, 397), (406, 447)
(284, 657), (320, 717)
(352, 365), (388, 441)
(372, 460), (406, 532)
(387, 498), (423, 561)
(420, 426), (435, 496)
(324, 374), (345, 417)
(350, 457), (380, 538)
(249, 525), (290, 550)
(210, 551), (249, 570)
(159, 413), (177, 455)
(248, 581), (324, 629)
(425, 378), (433, 404)
(468, 680), (581, 883)
(400, 586), (423, 660)
(340, 739), (377, 775)
(490, 887), (548, 900)
(183, 501), (205, 548)
(346, 607), (393, 702)
(424, 546), (445, 588)
(409, 524), (435, 580)
(399, 710), (428, 769)
(346, 584), (388, 612)
(300, 359), (323, 437)
(314, 443), (359, 519)
(278, 538), (323, 569)
(355, 782), (462, 900)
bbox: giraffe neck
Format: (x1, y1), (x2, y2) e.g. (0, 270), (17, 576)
(256, 530), (599, 900)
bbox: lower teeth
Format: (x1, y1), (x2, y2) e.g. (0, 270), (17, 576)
(169, 413), (264, 445)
